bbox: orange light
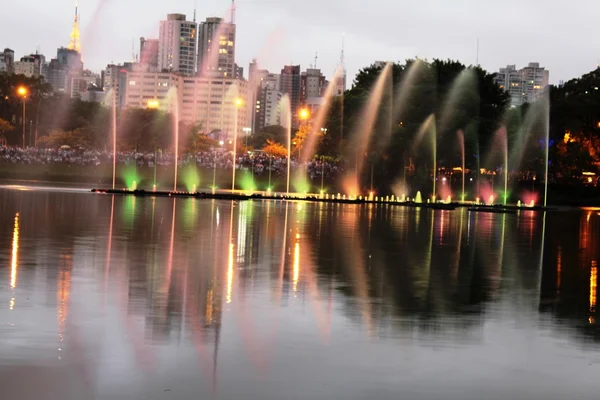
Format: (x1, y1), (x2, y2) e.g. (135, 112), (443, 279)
(17, 86), (27, 97)
(299, 108), (310, 120)
(147, 99), (159, 109)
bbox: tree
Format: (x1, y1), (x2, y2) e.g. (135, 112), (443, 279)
(184, 122), (217, 152)
(250, 125), (287, 149)
(292, 123), (312, 157)
(262, 140), (287, 157)
(37, 128), (92, 148)
(0, 117), (13, 135)
(319, 59), (509, 190)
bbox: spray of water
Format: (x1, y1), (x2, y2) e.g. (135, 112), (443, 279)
(342, 63), (392, 196)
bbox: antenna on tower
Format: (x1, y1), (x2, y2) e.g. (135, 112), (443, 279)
(193, 0), (197, 22)
(476, 38), (480, 66)
(230, 0), (236, 24)
(132, 37), (136, 63)
(313, 53), (318, 69)
(68, 0), (81, 52)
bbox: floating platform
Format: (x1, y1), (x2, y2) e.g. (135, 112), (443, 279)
(91, 188), (549, 212)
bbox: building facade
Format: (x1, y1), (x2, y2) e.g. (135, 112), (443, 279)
(14, 53), (46, 78)
(197, 17), (236, 78)
(1, 48), (14, 73)
(255, 72), (281, 131)
(47, 47), (83, 95)
(494, 62), (550, 107)
(120, 71), (249, 139)
(139, 37), (159, 70)
(158, 14), (197, 76)
(301, 68), (327, 101)
(280, 65), (301, 126)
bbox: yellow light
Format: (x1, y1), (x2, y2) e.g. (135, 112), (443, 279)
(235, 98), (243, 107)
(590, 261), (597, 312)
(10, 212), (19, 289)
(583, 171), (597, 176)
(17, 86), (27, 97)
(299, 108), (310, 120)
(147, 99), (159, 109)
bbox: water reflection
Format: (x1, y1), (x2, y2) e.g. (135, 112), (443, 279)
(1, 189), (600, 398)
(10, 212), (19, 290)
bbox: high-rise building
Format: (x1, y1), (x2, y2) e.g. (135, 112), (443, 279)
(280, 65), (301, 126)
(47, 47), (83, 94)
(139, 37), (159, 70)
(14, 53), (46, 77)
(14, 57), (36, 77)
(1, 48), (14, 73)
(120, 71), (249, 139)
(520, 62), (549, 102)
(158, 14), (197, 76)
(494, 62), (549, 107)
(197, 17), (236, 78)
(301, 68), (327, 102)
(255, 72), (282, 131)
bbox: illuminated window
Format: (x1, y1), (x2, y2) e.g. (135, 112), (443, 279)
(129, 81), (136, 86)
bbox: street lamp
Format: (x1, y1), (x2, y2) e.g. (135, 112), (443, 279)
(17, 86), (28, 148)
(320, 127), (328, 134)
(299, 108), (310, 121)
(147, 99), (159, 109)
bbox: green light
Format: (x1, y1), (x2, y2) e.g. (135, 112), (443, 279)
(183, 198), (197, 229)
(181, 165), (200, 192)
(239, 171), (256, 192)
(121, 165), (140, 191)
(292, 175), (311, 194)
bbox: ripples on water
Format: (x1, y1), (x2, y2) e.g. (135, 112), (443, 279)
(0, 188), (599, 399)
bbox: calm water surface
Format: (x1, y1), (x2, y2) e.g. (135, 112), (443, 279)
(0, 187), (599, 399)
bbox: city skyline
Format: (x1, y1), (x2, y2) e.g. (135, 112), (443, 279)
(2, 0), (600, 85)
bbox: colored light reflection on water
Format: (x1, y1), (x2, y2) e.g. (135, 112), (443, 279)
(0, 188), (599, 399)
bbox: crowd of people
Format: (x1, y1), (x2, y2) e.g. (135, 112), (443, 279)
(0, 146), (345, 179)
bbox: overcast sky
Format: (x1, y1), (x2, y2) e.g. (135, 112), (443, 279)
(1, 0), (599, 85)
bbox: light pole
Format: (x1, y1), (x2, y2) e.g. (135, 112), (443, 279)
(17, 86), (28, 148)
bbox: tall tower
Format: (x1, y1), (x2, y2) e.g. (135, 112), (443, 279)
(197, 17), (236, 78)
(158, 13), (197, 76)
(68, 1), (81, 53)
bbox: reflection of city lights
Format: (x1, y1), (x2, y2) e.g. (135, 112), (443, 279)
(591, 261), (597, 313)
(205, 288), (214, 326)
(9, 297), (15, 311)
(10, 213), (19, 289)
(293, 241), (300, 293)
(227, 243), (234, 303)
